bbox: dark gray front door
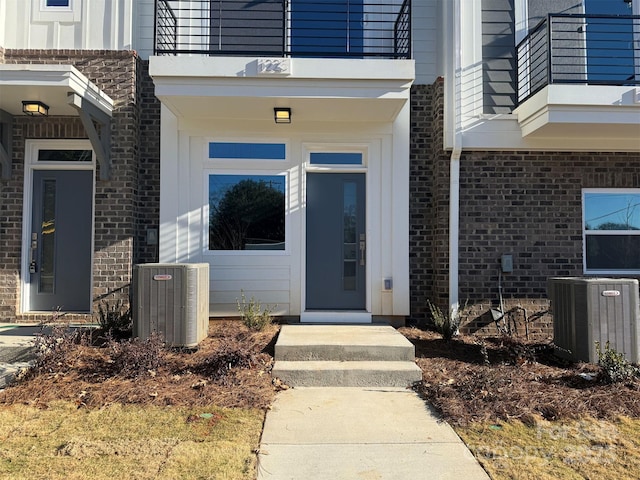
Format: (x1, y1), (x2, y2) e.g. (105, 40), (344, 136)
(30, 170), (93, 312)
(306, 173), (366, 310)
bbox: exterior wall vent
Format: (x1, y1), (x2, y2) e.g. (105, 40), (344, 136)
(133, 263), (210, 348)
(547, 277), (640, 363)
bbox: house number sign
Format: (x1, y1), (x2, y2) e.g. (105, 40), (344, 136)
(257, 59), (291, 75)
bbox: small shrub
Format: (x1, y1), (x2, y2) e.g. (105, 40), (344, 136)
(198, 337), (259, 384)
(427, 300), (461, 342)
(96, 299), (132, 339)
(596, 341), (639, 384)
(236, 290), (274, 331)
(30, 324), (89, 375)
(108, 333), (165, 379)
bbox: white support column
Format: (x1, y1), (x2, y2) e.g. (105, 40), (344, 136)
(392, 98), (411, 316)
(159, 104), (180, 263)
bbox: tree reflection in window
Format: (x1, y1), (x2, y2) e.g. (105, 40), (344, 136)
(209, 174), (285, 250)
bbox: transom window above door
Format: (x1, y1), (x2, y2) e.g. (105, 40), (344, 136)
(38, 150), (92, 162)
(310, 152), (363, 165)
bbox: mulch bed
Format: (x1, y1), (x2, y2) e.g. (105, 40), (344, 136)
(0, 321), (280, 410)
(400, 327), (640, 426)
(4, 321), (640, 426)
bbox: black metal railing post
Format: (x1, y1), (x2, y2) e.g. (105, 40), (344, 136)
(546, 14), (552, 87)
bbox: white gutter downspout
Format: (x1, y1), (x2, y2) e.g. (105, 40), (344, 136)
(449, 0), (463, 317)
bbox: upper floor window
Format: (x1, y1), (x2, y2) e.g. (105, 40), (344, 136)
(583, 190), (640, 273)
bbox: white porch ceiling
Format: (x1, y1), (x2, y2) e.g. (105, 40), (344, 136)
(0, 64), (113, 117)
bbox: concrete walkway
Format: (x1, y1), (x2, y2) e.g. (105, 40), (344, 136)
(0, 324), (38, 389)
(257, 387), (490, 480)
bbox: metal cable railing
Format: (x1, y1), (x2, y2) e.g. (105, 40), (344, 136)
(155, 0), (411, 59)
(517, 13), (640, 104)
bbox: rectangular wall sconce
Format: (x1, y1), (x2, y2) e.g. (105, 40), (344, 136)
(22, 101), (49, 116)
(274, 107), (291, 124)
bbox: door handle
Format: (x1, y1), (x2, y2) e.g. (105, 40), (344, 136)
(359, 233), (366, 266)
(30, 233), (38, 275)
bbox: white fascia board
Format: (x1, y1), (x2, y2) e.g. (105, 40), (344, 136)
(460, 115), (640, 152)
(0, 64), (113, 116)
(149, 56), (415, 83)
(153, 78), (412, 101)
(513, 85), (640, 140)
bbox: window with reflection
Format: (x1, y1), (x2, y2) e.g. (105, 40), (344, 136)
(209, 174), (285, 251)
(584, 190), (640, 272)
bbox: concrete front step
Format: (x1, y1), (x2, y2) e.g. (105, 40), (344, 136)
(273, 324), (422, 387)
(275, 324), (416, 362)
(272, 360), (422, 388)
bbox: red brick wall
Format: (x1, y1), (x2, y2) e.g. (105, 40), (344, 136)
(409, 79), (451, 324)
(409, 79), (640, 340)
(457, 151), (640, 339)
(0, 50), (160, 323)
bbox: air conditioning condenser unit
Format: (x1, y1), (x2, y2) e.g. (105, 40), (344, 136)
(547, 277), (640, 363)
(133, 263), (209, 348)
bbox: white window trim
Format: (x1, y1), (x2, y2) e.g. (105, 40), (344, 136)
(582, 188), (640, 275)
(32, 0), (81, 23)
(203, 169), (290, 257)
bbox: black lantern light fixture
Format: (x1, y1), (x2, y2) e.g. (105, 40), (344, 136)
(274, 107), (291, 124)
(22, 101), (49, 116)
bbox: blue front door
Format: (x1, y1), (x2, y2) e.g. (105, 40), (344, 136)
(306, 173), (366, 310)
(30, 170), (93, 312)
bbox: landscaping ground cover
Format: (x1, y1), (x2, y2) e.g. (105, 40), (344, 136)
(401, 327), (640, 480)
(400, 327), (640, 424)
(0, 320), (280, 479)
(2, 322), (640, 479)
(0, 321), (279, 409)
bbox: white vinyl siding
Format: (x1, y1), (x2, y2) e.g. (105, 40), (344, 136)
(1, 0), (148, 53)
(413, 0), (440, 84)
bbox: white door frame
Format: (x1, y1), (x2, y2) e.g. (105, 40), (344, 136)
(21, 139), (96, 313)
(300, 144), (372, 323)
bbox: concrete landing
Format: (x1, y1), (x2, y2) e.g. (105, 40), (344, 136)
(0, 325), (38, 390)
(257, 388), (490, 480)
(275, 324), (415, 361)
(272, 324), (422, 387)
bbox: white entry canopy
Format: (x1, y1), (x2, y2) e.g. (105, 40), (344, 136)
(0, 64), (114, 179)
(149, 56), (415, 124)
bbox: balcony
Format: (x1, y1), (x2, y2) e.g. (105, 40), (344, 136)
(154, 0), (411, 59)
(514, 14), (640, 142)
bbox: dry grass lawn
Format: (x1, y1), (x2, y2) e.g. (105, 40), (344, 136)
(456, 417), (640, 480)
(0, 401), (264, 480)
